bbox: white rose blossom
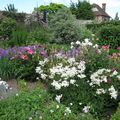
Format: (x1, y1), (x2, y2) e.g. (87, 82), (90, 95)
(108, 85), (118, 99)
(55, 94), (62, 103)
(83, 106), (90, 113)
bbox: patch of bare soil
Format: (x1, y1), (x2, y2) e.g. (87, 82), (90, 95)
(0, 80), (43, 100)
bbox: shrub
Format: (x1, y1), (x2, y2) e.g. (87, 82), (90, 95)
(8, 25), (28, 47)
(27, 27), (49, 44)
(49, 8), (82, 44)
(97, 25), (120, 49)
(0, 58), (16, 80)
(0, 17), (16, 40)
(86, 20), (120, 33)
(79, 27), (92, 40)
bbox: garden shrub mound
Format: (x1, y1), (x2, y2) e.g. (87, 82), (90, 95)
(0, 87), (96, 120)
(97, 25), (120, 49)
(36, 39), (120, 119)
(49, 7), (92, 44)
(27, 27), (50, 45)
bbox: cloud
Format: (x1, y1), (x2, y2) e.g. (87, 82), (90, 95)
(90, 0), (120, 8)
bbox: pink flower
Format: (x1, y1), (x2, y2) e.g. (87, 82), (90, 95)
(20, 55), (29, 60)
(112, 53), (117, 57)
(24, 47), (34, 55)
(27, 50), (34, 55)
(117, 47), (120, 50)
(102, 45), (109, 50)
(40, 51), (45, 56)
(112, 68), (117, 72)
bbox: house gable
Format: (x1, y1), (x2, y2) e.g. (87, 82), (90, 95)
(92, 3), (110, 22)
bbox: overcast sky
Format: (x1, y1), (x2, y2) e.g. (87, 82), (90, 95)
(0, 0), (120, 18)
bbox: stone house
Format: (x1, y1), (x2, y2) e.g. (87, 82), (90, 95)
(92, 3), (111, 22)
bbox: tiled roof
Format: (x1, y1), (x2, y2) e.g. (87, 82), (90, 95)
(92, 3), (110, 18)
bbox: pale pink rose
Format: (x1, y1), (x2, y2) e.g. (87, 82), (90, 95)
(20, 55), (29, 60)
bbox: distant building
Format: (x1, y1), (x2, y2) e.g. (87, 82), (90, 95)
(92, 3), (111, 22)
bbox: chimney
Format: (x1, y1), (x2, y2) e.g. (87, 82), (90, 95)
(102, 3), (106, 11)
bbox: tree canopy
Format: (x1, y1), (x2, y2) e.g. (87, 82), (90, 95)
(70, 0), (94, 20)
(34, 3), (66, 13)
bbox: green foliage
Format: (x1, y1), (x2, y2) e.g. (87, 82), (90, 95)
(18, 79), (27, 91)
(70, 1), (94, 20)
(97, 25), (120, 49)
(0, 88), (50, 120)
(86, 20), (120, 33)
(27, 28), (49, 44)
(0, 17), (16, 40)
(5, 4), (17, 13)
(14, 52), (41, 81)
(36, 43), (120, 119)
(79, 27), (92, 40)
(8, 25), (28, 47)
(44, 102), (96, 120)
(111, 103), (120, 120)
(49, 8), (81, 44)
(0, 58), (16, 80)
(0, 49), (42, 81)
(34, 3), (66, 13)
(46, 43), (70, 52)
(0, 88), (94, 120)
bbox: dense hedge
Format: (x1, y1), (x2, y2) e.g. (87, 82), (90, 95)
(97, 25), (120, 49)
(86, 21), (120, 33)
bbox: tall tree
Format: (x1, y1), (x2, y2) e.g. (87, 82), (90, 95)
(70, 0), (94, 20)
(114, 12), (119, 21)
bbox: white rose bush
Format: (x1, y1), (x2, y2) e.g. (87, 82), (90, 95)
(36, 39), (120, 118)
